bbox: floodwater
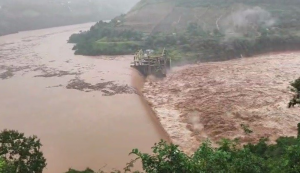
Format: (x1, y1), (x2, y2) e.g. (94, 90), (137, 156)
(143, 51), (300, 153)
(0, 23), (168, 172)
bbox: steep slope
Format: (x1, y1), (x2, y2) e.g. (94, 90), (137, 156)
(70, 0), (300, 63)
(123, 1), (174, 33)
(123, 0), (300, 34)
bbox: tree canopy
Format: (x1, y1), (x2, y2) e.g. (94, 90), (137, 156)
(0, 130), (46, 173)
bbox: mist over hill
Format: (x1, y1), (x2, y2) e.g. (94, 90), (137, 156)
(123, 0), (300, 34)
(0, 0), (139, 36)
(69, 0), (300, 63)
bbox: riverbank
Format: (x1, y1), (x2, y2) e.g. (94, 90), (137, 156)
(142, 52), (300, 153)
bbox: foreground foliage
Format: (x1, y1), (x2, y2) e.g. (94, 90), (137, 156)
(67, 123), (300, 173)
(0, 158), (15, 173)
(129, 137), (300, 173)
(0, 130), (46, 173)
(2, 125), (300, 173)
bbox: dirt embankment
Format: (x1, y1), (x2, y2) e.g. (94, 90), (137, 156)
(143, 52), (300, 153)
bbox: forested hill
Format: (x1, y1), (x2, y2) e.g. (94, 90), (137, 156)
(69, 0), (300, 63)
(0, 0), (139, 36)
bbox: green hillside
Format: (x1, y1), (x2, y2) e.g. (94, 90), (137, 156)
(70, 0), (300, 63)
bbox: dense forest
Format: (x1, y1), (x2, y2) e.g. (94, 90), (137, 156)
(68, 19), (144, 55)
(69, 0), (300, 63)
(0, 0), (139, 36)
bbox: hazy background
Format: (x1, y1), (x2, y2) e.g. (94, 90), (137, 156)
(0, 0), (140, 35)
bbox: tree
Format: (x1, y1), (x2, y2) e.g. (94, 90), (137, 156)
(241, 124), (253, 135)
(0, 130), (46, 173)
(129, 139), (267, 173)
(291, 77), (300, 92)
(67, 123), (300, 173)
(288, 77), (300, 108)
(0, 158), (15, 173)
(130, 140), (191, 173)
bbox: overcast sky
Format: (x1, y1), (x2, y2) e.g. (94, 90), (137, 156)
(0, 0), (141, 18)
(0, 0), (141, 12)
(101, 0), (140, 13)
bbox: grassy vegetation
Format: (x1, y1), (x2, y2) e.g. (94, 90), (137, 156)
(73, 41), (142, 55)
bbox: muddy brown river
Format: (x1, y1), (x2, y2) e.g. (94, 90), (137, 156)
(0, 23), (168, 172)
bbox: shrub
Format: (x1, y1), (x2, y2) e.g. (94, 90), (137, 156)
(3, 124), (300, 173)
(0, 158), (15, 173)
(126, 123), (300, 173)
(291, 77), (300, 92)
(0, 130), (46, 173)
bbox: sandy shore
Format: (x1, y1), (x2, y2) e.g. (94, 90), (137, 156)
(142, 52), (300, 153)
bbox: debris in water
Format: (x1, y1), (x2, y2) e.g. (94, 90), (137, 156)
(34, 70), (79, 78)
(0, 70), (14, 79)
(66, 78), (137, 96)
(143, 52), (300, 153)
(46, 84), (63, 88)
(0, 65), (30, 80)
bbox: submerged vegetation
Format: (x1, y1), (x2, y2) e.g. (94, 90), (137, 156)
(289, 77), (300, 108)
(2, 123), (300, 173)
(69, 0), (300, 64)
(291, 78), (300, 92)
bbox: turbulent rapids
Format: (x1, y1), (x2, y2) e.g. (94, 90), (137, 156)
(142, 52), (300, 153)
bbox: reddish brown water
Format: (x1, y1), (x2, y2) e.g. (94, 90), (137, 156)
(0, 23), (168, 172)
(143, 52), (300, 153)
